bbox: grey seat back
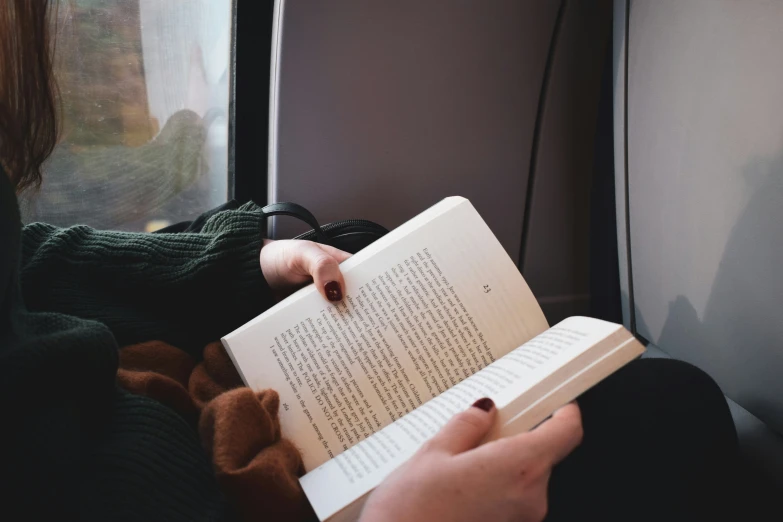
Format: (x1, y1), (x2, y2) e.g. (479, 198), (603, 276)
(614, 0), (783, 486)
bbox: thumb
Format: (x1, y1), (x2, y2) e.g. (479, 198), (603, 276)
(291, 241), (349, 302)
(425, 398), (496, 455)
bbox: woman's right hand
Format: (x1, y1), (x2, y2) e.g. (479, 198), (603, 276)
(359, 399), (583, 522)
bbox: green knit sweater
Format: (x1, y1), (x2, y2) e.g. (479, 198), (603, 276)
(0, 167), (275, 521)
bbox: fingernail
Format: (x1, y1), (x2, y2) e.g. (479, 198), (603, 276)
(472, 397), (494, 412)
(325, 281), (342, 302)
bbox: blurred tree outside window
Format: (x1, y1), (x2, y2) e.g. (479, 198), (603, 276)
(20, 0), (233, 232)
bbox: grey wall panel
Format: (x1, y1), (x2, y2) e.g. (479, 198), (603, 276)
(627, 0), (783, 432)
(522, 0), (612, 324)
(271, 0), (560, 263)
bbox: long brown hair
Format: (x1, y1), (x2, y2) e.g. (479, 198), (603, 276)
(0, 0), (60, 193)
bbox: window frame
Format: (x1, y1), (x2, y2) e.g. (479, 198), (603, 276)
(228, 0), (275, 205)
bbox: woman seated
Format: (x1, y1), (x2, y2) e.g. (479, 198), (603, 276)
(0, 2), (741, 521)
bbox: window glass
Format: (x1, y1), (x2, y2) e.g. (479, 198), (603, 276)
(20, 0), (233, 232)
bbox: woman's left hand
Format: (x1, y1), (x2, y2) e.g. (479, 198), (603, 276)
(260, 239), (351, 302)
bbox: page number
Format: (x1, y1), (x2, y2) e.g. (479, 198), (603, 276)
(483, 285), (491, 294)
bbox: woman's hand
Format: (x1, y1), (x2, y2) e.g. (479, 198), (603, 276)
(260, 239), (351, 302)
(360, 399), (583, 522)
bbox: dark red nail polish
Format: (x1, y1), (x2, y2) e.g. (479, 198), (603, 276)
(325, 281), (342, 302)
(472, 397), (494, 412)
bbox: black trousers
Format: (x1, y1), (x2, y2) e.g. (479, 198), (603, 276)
(545, 358), (741, 522)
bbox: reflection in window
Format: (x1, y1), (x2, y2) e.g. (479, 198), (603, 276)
(20, 0), (232, 231)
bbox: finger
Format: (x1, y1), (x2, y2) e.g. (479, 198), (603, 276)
(425, 398), (497, 455)
(292, 241), (347, 302)
(314, 243), (352, 264)
(525, 402), (583, 466)
(461, 403), (582, 475)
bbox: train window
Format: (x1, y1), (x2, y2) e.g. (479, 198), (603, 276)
(19, 0), (234, 232)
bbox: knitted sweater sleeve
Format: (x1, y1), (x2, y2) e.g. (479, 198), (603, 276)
(20, 202), (276, 356)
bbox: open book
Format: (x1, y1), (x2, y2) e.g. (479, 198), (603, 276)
(222, 197), (645, 521)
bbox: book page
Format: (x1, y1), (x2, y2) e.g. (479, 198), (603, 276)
(300, 317), (640, 521)
(222, 197), (548, 471)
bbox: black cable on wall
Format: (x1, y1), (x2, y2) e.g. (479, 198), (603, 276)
(518, 0), (568, 272)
